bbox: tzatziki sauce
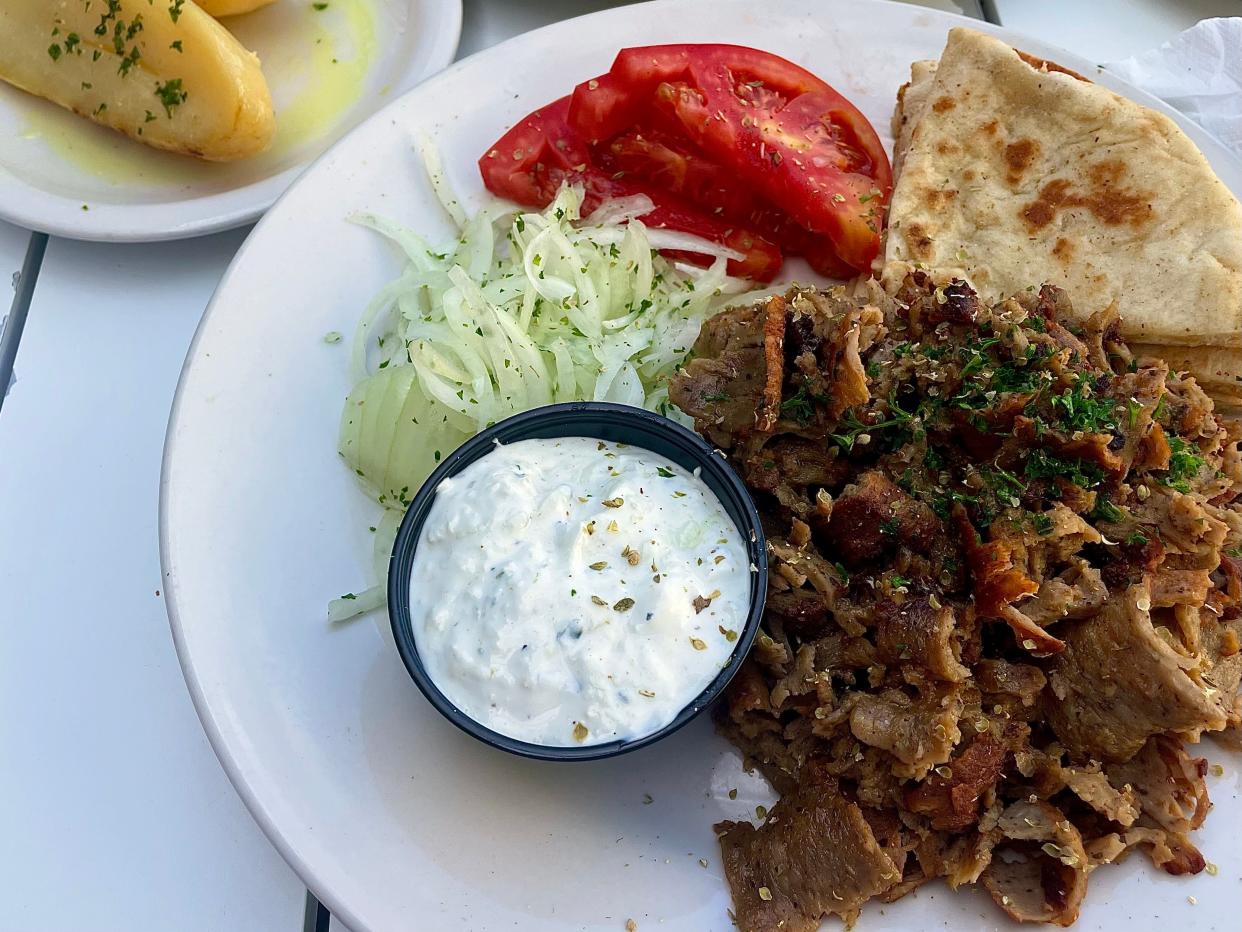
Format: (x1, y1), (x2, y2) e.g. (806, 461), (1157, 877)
(408, 436), (751, 747)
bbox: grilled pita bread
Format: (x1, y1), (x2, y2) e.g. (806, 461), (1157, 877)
(883, 28), (1242, 352)
(1131, 343), (1242, 403)
(891, 59), (936, 180)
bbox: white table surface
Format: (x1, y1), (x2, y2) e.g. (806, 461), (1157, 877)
(1, 1), (1237, 930)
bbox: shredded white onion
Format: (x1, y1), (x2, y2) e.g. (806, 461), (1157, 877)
(331, 147), (769, 621)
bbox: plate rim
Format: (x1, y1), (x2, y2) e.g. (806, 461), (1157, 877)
(159, 2), (1242, 929)
(0, 0), (463, 243)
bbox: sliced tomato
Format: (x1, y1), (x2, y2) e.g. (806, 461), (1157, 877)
(570, 44), (824, 142)
(595, 126), (756, 219)
(595, 125), (853, 278)
(478, 96), (781, 281)
(659, 72), (888, 271)
(570, 45), (891, 272)
(478, 96), (591, 206)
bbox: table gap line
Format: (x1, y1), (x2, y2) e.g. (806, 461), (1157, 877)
(0, 232), (48, 416)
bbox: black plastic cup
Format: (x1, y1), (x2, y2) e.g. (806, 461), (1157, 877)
(387, 401), (768, 761)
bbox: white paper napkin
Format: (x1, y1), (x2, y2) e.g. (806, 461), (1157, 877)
(1104, 17), (1242, 159)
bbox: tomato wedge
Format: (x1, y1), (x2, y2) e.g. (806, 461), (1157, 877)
(595, 124), (853, 278)
(570, 45), (891, 272)
(478, 96), (781, 281)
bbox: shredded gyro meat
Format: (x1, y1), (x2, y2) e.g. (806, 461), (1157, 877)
(669, 273), (1242, 930)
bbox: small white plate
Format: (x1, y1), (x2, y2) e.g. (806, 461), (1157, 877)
(161, 1), (1242, 930)
(0, 0), (461, 241)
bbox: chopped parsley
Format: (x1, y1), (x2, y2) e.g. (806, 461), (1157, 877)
(1158, 437), (1204, 493)
(1090, 496), (1125, 524)
(118, 45), (141, 77)
(1049, 374), (1117, 433)
(154, 78), (188, 117)
(1031, 512), (1054, 535)
(1023, 448), (1106, 490)
(957, 336), (1001, 378)
(780, 379), (827, 424)
(830, 395), (915, 452)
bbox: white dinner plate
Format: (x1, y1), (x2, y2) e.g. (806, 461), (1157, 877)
(0, 0), (461, 241)
(161, 1), (1242, 929)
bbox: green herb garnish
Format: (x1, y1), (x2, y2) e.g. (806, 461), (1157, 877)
(1158, 436), (1205, 493)
(154, 78), (187, 117)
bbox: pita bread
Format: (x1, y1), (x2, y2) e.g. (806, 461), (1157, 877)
(1130, 343), (1242, 403)
(883, 27), (1242, 349)
(891, 59), (936, 179)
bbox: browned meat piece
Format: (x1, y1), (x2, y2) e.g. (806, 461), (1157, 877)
(849, 684), (965, 779)
(829, 311), (872, 417)
(1046, 584), (1228, 762)
(974, 658), (1047, 708)
(785, 309), (822, 360)
(1149, 569), (1213, 607)
(1062, 768), (1141, 827)
(756, 295), (786, 433)
(743, 437), (851, 522)
(1132, 485), (1229, 565)
(1019, 559), (1107, 628)
(1019, 284), (1093, 363)
(949, 393), (1035, 460)
(1103, 365), (1166, 469)
(1136, 421), (1173, 470)
(1081, 302), (1122, 370)
(1200, 614), (1242, 726)
(670, 274), (1242, 929)
(981, 800), (1089, 927)
(725, 659), (771, 720)
(1099, 533), (1165, 589)
(1058, 431), (1126, 478)
(873, 595), (968, 682)
(716, 786), (901, 931)
(826, 471), (940, 568)
(1218, 553), (1242, 614)
(952, 506), (1056, 652)
(1108, 736), (1209, 836)
(858, 806), (919, 883)
(811, 632), (878, 673)
(668, 303), (765, 448)
(766, 588), (831, 639)
(1085, 737), (1211, 876)
(783, 290), (886, 422)
(1116, 826), (1206, 875)
(1033, 504), (1104, 564)
(904, 734), (1006, 832)
(1013, 748), (1140, 826)
(1016, 416), (1127, 479)
(743, 437), (849, 493)
(928, 279), (980, 325)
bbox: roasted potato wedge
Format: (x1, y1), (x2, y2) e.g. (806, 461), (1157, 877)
(0, 0), (275, 161)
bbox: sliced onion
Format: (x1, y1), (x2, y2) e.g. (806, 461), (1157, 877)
(333, 148), (758, 622)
